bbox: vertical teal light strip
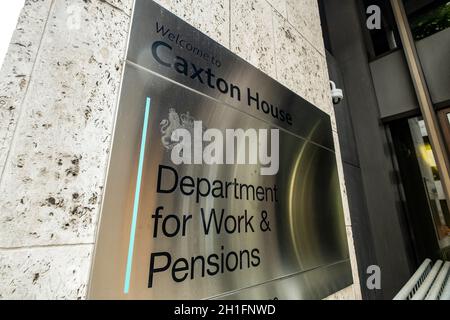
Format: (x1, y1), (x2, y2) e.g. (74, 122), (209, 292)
(124, 97), (151, 294)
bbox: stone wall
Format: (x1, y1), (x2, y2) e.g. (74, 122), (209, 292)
(0, 0), (360, 299)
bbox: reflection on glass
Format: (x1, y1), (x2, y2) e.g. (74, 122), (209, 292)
(408, 117), (450, 244)
(409, 1), (450, 41)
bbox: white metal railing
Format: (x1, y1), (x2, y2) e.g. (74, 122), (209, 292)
(440, 270), (450, 300)
(425, 261), (449, 300)
(393, 258), (432, 300)
(394, 259), (450, 300)
(411, 260), (443, 300)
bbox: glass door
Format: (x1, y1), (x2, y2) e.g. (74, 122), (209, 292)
(390, 116), (450, 262)
(408, 117), (450, 248)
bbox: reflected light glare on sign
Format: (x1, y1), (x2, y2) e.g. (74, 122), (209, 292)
(288, 121), (321, 262)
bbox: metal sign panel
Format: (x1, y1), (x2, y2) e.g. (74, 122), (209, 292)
(88, 0), (351, 299)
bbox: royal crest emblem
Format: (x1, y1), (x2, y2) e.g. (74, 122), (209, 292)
(160, 108), (204, 150)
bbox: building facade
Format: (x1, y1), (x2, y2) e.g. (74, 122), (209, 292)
(321, 0), (450, 299)
(0, 0), (448, 300)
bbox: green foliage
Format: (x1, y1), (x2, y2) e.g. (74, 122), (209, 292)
(410, 2), (450, 40)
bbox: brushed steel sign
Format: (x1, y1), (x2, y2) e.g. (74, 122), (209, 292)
(88, 0), (352, 299)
